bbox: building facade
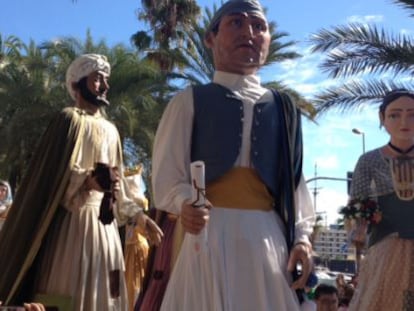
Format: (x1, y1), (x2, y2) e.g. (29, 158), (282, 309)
(313, 224), (356, 261)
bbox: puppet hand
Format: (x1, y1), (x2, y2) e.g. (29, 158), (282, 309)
(136, 212), (163, 246)
(23, 303), (46, 311)
(180, 200), (211, 234)
(287, 242), (313, 290)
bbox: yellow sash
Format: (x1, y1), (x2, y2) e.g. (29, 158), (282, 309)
(206, 167), (273, 211)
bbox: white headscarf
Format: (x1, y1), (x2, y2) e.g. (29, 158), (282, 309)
(0, 180), (12, 207)
(65, 54), (111, 100)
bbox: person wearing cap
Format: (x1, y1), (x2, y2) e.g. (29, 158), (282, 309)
(0, 54), (163, 310)
(347, 89), (414, 311)
(150, 0), (314, 310)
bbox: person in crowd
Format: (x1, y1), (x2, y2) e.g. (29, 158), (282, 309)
(150, 0), (315, 310)
(134, 206), (179, 311)
(124, 165), (151, 311)
(338, 283), (354, 311)
(300, 286), (317, 311)
(349, 274), (358, 288)
(0, 54), (162, 310)
(0, 180), (12, 230)
(348, 89), (414, 310)
(335, 274), (346, 300)
(300, 273), (319, 311)
(314, 284), (339, 311)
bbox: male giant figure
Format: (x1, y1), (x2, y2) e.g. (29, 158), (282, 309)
(150, 0), (315, 310)
(0, 54), (162, 310)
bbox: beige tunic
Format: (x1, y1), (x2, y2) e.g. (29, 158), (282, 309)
(34, 110), (141, 311)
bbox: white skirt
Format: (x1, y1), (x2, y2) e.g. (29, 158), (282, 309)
(160, 207), (301, 311)
(349, 234), (414, 311)
(34, 192), (128, 311)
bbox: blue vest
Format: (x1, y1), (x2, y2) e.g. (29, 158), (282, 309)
(369, 193), (414, 247)
(191, 83), (303, 248)
(191, 83), (281, 197)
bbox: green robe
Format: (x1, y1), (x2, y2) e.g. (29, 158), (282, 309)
(0, 107), (85, 304)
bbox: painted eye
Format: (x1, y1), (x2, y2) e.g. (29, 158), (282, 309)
(231, 18), (242, 27)
(388, 113), (400, 119)
(254, 22), (266, 31)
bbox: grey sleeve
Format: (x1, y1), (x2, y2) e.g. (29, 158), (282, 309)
(350, 154), (372, 199)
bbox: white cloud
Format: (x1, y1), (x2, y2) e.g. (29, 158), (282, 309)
(292, 83), (319, 96)
(400, 28), (413, 35)
(271, 45), (339, 98)
(314, 188), (349, 225)
(264, 17), (393, 224)
(347, 15), (384, 24)
(315, 155), (339, 170)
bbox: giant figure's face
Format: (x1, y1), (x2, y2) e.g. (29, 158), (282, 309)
(77, 70), (110, 107)
(381, 96), (414, 142)
(205, 12), (271, 75)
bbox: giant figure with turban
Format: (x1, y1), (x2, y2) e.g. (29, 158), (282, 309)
(0, 54), (162, 310)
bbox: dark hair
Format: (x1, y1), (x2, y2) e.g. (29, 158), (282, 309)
(314, 284), (338, 300)
(380, 88), (414, 115)
(339, 284), (355, 307)
(211, 24), (220, 35)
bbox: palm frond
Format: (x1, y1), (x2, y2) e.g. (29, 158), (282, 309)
(392, 0), (414, 17)
(312, 78), (413, 114)
(310, 23), (414, 78)
(263, 81), (317, 120)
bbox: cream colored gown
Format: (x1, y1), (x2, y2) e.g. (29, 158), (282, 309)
(33, 110), (142, 311)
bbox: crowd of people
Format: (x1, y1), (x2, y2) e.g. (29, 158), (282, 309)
(0, 0), (413, 310)
(300, 274), (355, 311)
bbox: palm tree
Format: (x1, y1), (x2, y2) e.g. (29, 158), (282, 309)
(0, 32), (168, 188)
(41, 33), (170, 168)
(392, 0), (414, 14)
(105, 45), (173, 165)
(309, 0), (414, 113)
(0, 35), (23, 69)
(0, 39), (66, 188)
(310, 214), (325, 244)
(132, 0), (201, 71)
(171, 3), (301, 83)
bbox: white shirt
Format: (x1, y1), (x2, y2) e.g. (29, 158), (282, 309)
(152, 71), (315, 244)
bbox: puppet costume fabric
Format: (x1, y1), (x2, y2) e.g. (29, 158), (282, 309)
(124, 170), (150, 311)
(349, 149), (414, 311)
(152, 72), (314, 311)
(0, 107), (142, 311)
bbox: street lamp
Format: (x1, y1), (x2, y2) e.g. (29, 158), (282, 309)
(351, 128), (366, 273)
(352, 128), (366, 154)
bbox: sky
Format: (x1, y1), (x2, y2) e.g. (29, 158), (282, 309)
(1, 0), (412, 224)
